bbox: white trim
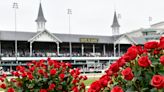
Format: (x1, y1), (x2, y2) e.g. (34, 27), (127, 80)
(28, 30), (62, 43)
(114, 34), (137, 45)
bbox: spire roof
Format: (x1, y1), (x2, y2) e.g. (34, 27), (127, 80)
(35, 3), (47, 22)
(111, 11), (120, 28)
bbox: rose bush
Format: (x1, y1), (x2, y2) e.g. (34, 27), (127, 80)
(0, 58), (87, 92)
(88, 36), (164, 92)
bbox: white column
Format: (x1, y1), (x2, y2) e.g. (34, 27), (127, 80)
(113, 43), (116, 57)
(93, 44), (95, 56)
(118, 44), (120, 56)
(57, 43), (60, 56)
(69, 42), (72, 57)
(0, 41), (1, 56)
(30, 42), (33, 57)
(0, 41), (1, 65)
(103, 44), (106, 56)
(81, 44), (84, 56)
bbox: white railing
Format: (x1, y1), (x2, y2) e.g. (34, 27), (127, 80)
(1, 57), (119, 61)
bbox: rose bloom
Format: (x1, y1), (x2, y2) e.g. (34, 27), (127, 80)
(160, 56), (164, 65)
(136, 46), (144, 55)
(39, 89), (47, 92)
(59, 73), (65, 79)
(109, 62), (119, 73)
(0, 83), (6, 89)
(50, 68), (56, 76)
(121, 67), (134, 80)
(126, 46), (138, 60)
(151, 75), (164, 89)
(48, 83), (55, 90)
(88, 80), (101, 92)
(111, 86), (123, 92)
(138, 56), (151, 67)
(99, 74), (111, 87)
(144, 41), (159, 49)
(116, 57), (126, 67)
(72, 86), (79, 92)
(38, 69), (44, 75)
(7, 88), (15, 92)
(159, 36), (164, 49)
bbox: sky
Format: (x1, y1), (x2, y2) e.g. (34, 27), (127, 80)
(0, 0), (164, 36)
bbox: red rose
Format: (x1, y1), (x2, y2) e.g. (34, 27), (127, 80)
(7, 88), (15, 92)
(109, 62), (119, 73)
(160, 56), (164, 65)
(59, 73), (65, 79)
(21, 72), (27, 78)
(0, 77), (4, 82)
(123, 53), (130, 62)
(80, 82), (85, 88)
(39, 89), (47, 92)
(2, 73), (7, 78)
(29, 66), (35, 72)
(159, 36), (164, 49)
(151, 75), (164, 89)
(83, 76), (88, 80)
(66, 62), (72, 68)
(72, 79), (78, 84)
(105, 69), (113, 76)
(0, 83), (6, 89)
(144, 41), (159, 49)
(153, 50), (159, 55)
(38, 69), (44, 75)
(50, 69), (56, 76)
(27, 74), (33, 80)
(136, 46), (144, 55)
(111, 86), (123, 92)
(48, 83), (55, 90)
(99, 74), (111, 87)
(116, 57), (126, 67)
(89, 81), (101, 92)
(121, 67), (134, 80)
(48, 60), (54, 66)
(138, 56), (151, 67)
(16, 82), (22, 87)
(126, 46), (138, 60)
(72, 86), (79, 92)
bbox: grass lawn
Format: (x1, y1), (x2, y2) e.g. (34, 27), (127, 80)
(0, 88), (4, 91)
(83, 77), (99, 86)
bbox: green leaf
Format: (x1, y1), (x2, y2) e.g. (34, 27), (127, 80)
(141, 88), (149, 92)
(158, 70), (164, 75)
(150, 88), (158, 92)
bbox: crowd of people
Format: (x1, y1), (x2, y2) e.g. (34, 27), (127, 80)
(0, 49), (125, 57)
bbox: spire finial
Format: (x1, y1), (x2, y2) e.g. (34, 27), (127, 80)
(36, 2), (46, 31)
(111, 10), (120, 35)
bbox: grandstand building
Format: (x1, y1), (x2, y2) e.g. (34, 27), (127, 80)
(0, 3), (163, 73)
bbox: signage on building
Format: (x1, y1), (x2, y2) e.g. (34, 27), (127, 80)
(80, 38), (99, 43)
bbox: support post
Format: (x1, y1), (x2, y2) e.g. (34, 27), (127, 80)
(113, 43), (116, 57)
(57, 42), (60, 56)
(30, 42), (33, 57)
(81, 44), (84, 56)
(118, 43), (120, 56)
(0, 41), (1, 56)
(93, 44), (95, 56)
(103, 44), (106, 56)
(69, 42), (72, 57)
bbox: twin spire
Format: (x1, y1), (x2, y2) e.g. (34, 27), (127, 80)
(35, 3), (120, 35)
(36, 3), (46, 31)
(111, 11), (120, 36)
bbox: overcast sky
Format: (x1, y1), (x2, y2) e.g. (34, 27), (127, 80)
(0, 0), (163, 36)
